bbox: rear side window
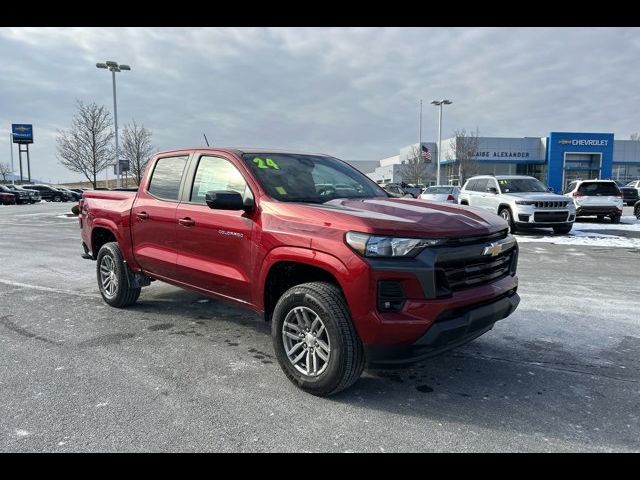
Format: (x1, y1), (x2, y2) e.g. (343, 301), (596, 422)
(148, 156), (189, 201)
(578, 182), (620, 196)
(475, 179), (489, 192)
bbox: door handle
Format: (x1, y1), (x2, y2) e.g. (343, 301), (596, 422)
(136, 212), (149, 221)
(178, 217), (195, 227)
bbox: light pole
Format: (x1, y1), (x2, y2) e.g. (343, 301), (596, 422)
(431, 99), (452, 185)
(9, 132), (15, 185)
(96, 60), (131, 189)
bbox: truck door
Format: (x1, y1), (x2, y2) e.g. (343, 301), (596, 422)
(174, 154), (255, 304)
(130, 155), (189, 279)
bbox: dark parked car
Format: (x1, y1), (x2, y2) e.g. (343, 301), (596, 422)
(0, 184), (29, 204)
(0, 189), (16, 205)
(21, 184), (69, 202)
(4, 184), (42, 203)
(57, 187), (82, 201)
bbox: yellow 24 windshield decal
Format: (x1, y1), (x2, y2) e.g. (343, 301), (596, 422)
(252, 157), (280, 169)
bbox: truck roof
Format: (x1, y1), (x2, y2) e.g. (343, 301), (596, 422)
(154, 147), (332, 157)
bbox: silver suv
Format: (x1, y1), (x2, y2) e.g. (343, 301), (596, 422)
(458, 175), (576, 234)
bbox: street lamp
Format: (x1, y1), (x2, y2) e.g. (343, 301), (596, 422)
(96, 60), (131, 188)
(431, 99), (452, 185)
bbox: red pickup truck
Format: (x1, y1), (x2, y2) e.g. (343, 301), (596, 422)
(79, 148), (520, 396)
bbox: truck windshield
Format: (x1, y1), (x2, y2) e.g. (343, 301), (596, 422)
(241, 153), (388, 203)
(498, 178), (548, 193)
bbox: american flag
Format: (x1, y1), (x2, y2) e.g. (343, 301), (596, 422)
(421, 145), (432, 161)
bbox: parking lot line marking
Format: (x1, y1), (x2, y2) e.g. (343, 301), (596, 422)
(0, 279), (100, 298)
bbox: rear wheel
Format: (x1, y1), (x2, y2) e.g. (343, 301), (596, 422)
(96, 242), (141, 308)
(272, 282), (364, 397)
(635, 203), (640, 220)
(553, 223), (573, 234)
(499, 207), (517, 233)
(52, 195), (61, 202)
(610, 215), (621, 224)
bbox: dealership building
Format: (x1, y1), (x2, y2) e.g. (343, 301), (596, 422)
(366, 132), (640, 192)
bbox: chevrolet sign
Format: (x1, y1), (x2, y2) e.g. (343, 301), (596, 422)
(11, 124), (33, 144)
(559, 138), (608, 147)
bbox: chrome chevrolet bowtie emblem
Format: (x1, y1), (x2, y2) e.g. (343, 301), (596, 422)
(483, 242), (503, 257)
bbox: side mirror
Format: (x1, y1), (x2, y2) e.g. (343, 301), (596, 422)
(205, 191), (253, 211)
(486, 187), (498, 194)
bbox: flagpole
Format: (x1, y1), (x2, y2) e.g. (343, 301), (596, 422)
(418, 99), (422, 155)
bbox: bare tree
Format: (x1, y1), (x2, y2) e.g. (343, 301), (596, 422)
(447, 128), (481, 185)
(57, 100), (114, 188)
(0, 162), (11, 182)
(400, 145), (431, 184)
(631, 132), (640, 141)
(121, 121), (154, 185)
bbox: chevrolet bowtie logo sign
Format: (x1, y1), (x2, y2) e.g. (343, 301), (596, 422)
(15, 126), (29, 132)
(482, 242), (503, 257)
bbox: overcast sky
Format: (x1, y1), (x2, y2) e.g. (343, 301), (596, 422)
(1, 27), (640, 183)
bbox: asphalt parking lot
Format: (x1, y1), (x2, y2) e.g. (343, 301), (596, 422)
(0, 202), (639, 452)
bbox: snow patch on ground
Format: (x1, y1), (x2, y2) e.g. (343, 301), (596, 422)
(515, 216), (640, 248)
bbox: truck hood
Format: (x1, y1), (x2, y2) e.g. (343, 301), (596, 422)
(270, 197), (508, 238)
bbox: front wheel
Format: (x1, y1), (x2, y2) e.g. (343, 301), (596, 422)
(96, 242), (141, 308)
(499, 207), (517, 233)
(272, 282), (365, 396)
(52, 195), (61, 202)
(553, 223), (573, 234)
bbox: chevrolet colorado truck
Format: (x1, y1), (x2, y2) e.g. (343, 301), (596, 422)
(79, 148), (520, 396)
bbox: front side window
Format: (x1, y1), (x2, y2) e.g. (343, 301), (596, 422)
(242, 153), (387, 203)
(190, 156), (249, 204)
(147, 156), (189, 201)
(474, 179), (489, 192)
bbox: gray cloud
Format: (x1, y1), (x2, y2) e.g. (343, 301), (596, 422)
(1, 27), (639, 183)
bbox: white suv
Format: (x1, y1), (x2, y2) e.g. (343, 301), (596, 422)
(458, 175), (576, 234)
(563, 179), (623, 223)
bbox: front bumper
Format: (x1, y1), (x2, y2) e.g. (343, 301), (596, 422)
(513, 204), (575, 228)
(365, 290), (520, 367)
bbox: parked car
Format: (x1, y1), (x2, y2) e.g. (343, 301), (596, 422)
(0, 189), (16, 205)
(0, 184), (30, 204)
(4, 184), (42, 203)
(21, 184), (69, 202)
(563, 179), (623, 223)
(418, 185), (460, 203)
(57, 187), (82, 201)
(79, 148), (520, 396)
(458, 175), (576, 234)
(383, 183), (414, 198)
(620, 180), (640, 206)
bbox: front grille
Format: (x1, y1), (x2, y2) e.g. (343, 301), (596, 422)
(533, 211), (569, 222)
(440, 229), (508, 247)
(436, 249), (514, 292)
(534, 201), (566, 208)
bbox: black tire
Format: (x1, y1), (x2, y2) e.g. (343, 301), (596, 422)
(272, 281), (365, 397)
(499, 207), (517, 233)
(628, 202), (636, 207)
(635, 204), (640, 220)
(553, 223), (573, 234)
(460, 201), (469, 205)
(96, 242), (141, 308)
(53, 195), (61, 202)
(610, 215), (621, 224)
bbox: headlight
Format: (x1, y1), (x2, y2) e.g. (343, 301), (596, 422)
(345, 231), (444, 258)
(515, 200), (534, 205)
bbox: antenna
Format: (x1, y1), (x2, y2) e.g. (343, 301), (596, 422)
(203, 133), (210, 147)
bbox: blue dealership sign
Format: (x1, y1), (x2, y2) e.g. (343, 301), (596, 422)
(12, 124), (34, 144)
